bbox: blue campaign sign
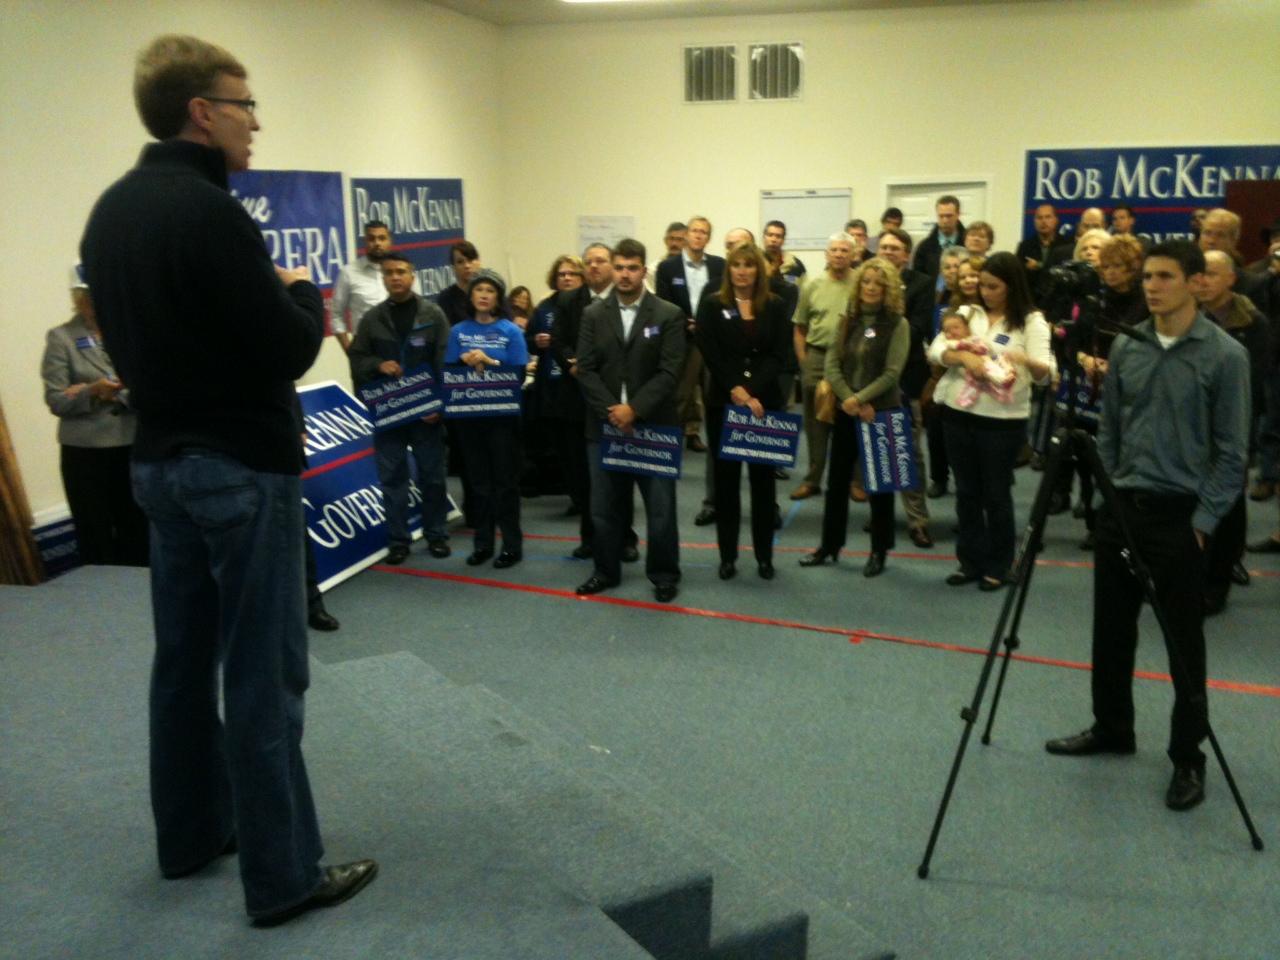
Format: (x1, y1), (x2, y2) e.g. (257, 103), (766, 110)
(298, 381), (425, 590)
(1054, 374), (1103, 426)
(1022, 145), (1279, 244)
(227, 170), (347, 294)
(599, 423), (683, 479)
(440, 365), (523, 418)
(349, 178), (465, 299)
(857, 409), (920, 494)
(716, 406), (801, 467)
(358, 365), (443, 432)
(32, 510), (79, 579)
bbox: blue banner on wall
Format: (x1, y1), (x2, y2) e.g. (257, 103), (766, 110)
(358, 365), (443, 432)
(857, 409), (919, 494)
(440, 365), (523, 417)
(228, 170), (347, 294)
(599, 423), (683, 478)
(716, 406), (801, 467)
(349, 178), (465, 300)
(1022, 145), (1279, 243)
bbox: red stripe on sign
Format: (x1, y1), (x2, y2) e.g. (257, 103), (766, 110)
(370, 566), (1280, 697)
(302, 447), (374, 479)
(358, 238), (461, 256)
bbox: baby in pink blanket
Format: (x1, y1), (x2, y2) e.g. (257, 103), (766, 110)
(940, 313), (1016, 408)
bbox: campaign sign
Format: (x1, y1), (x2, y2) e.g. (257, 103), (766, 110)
(440, 365), (523, 418)
(31, 509), (79, 579)
(599, 423), (683, 479)
(298, 381), (424, 590)
(358, 365), (443, 432)
(349, 178), (465, 299)
(717, 406), (801, 468)
(1022, 145), (1279, 244)
(1054, 374), (1103, 426)
(227, 170), (347, 294)
(857, 409), (920, 494)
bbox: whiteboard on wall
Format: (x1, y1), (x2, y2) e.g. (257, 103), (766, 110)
(760, 189), (852, 250)
(577, 215), (636, 254)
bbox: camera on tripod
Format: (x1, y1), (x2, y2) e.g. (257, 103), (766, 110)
(1042, 260), (1101, 326)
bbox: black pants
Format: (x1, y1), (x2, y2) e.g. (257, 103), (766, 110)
(457, 416), (522, 554)
(1204, 491), (1246, 605)
(548, 417), (636, 548)
(60, 444), (148, 566)
(820, 410), (895, 554)
(1091, 491), (1207, 764)
(707, 406), (777, 564)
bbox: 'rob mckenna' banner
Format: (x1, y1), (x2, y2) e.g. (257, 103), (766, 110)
(599, 423), (683, 479)
(228, 170), (347, 295)
(1054, 374), (1103, 426)
(717, 406), (801, 468)
(1023, 145), (1279, 244)
(358, 365), (443, 432)
(857, 409), (919, 494)
(349, 177), (465, 300)
(440, 365), (523, 418)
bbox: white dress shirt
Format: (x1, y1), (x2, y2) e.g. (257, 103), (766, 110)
(329, 257), (387, 336)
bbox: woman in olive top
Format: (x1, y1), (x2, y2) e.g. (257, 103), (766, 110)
(798, 257), (910, 577)
(695, 241), (792, 581)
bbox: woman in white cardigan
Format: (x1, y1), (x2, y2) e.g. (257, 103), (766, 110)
(927, 252), (1056, 590)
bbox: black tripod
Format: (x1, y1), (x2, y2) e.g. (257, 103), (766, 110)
(916, 330), (1264, 880)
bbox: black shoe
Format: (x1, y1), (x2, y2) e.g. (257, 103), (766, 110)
(927, 481), (948, 498)
(308, 607), (340, 631)
(492, 550), (522, 569)
(1044, 728), (1136, 756)
(1165, 762), (1206, 811)
(162, 834), (237, 879)
(718, 561), (736, 580)
(909, 527), (934, 548)
(575, 574), (618, 595)
(773, 467), (790, 481)
(252, 860), (379, 928)
(1246, 535), (1280, 553)
(1046, 492), (1069, 515)
(1230, 561), (1250, 586)
(694, 506), (716, 526)
(798, 548), (836, 567)
(1016, 442), (1034, 467)
(757, 562), (775, 580)
(978, 577), (1006, 592)
(1079, 530), (1095, 551)
(384, 544), (410, 565)
(621, 544), (640, 563)
(571, 543), (593, 560)
(465, 549), (494, 567)
(946, 570), (979, 586)
(427, 539), (451, 559)
(863, 551), (886, 578)
(653, 582), (679, 603)
(686, 435), (707, 453)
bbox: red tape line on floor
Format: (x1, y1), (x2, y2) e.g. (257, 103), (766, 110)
(373, 565), (1280, 697)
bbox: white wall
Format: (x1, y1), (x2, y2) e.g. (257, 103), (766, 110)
(0, 0), (504, 513)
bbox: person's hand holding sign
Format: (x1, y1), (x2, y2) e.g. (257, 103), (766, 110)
(378, 360), (402, 377)
(730, 385), (763, 419)
(607, 403), (635, 434)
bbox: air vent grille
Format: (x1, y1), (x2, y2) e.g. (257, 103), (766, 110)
(684, 45), (736, 103)
(748, 43), (803, 101)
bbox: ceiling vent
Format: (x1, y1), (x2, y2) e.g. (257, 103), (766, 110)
(684, 45), (737, 103)
(748, 43), (803, 101)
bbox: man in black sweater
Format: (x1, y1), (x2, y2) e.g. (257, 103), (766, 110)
(80, 35), (375, 926)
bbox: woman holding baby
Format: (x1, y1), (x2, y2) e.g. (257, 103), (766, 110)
(927, 252), (1056, 591)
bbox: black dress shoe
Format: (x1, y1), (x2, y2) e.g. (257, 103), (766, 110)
(465, 549), (494, 567)
(773, 467), (790, 481)
(926, 481), (948, 499)
(162, 834), (237, 879)
(863, 551), (886, 578)
(978, 577), (1006, 592)
(384, 544), (410, 565)
(686, 435), (707, 453)
(1230, 561), (1250, 586)
(653, 582), (679, 603)
(1165, 762), (1206, 811)
(1046, 492), (1069, 515)
(427, 539), (451, 559)
(945, 570), (979, 586)
(909, 527), (934, 548)
(694, 506), (716, 526)
(757, 562), (775, 580)
(1044, 728), (1136, 756)
(718, 561), (736, 580)
(252, 860), (379, 928)
(308, 607), (340, 631)
(492, 550), (522, 569)
(575, 574), (617, 595)
(1246, 536), (1280, 553)
(571, 543), (593, 560)
(798, 548), (836, 567)
(621, 544), (640, 563)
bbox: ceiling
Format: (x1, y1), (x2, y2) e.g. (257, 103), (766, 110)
(424, 0), (1051, 27)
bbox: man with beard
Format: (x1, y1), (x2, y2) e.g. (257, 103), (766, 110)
(330, 220), (393, 351)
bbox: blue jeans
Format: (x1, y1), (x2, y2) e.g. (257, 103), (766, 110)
(942, 410), (1027, 580)
(373, 418), (449, 545)
(131, 451), (323, 917)
(588, 441), (680, 585)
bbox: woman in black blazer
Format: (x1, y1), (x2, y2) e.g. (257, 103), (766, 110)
(695, 241), (793, 580)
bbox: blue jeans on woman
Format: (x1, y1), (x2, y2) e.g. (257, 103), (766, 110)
(131, 450), (324, 918)
(942, 408), (1027, 581)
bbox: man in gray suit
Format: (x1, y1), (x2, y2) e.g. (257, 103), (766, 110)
(574, 239), (687, 603)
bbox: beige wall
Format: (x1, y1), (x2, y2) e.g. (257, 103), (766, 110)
(3, 0), (1279, 515)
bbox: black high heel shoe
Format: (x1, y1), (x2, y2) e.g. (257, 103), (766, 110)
(798, 548), (836, 567)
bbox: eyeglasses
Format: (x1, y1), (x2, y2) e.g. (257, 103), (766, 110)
(202, 97), (256, 116)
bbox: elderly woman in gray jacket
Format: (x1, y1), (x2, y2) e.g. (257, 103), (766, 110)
(41, 271), (148, 565)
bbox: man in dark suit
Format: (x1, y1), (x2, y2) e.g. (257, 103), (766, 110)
(655, 215), (725, 453)
(1016, 204), (1075, 307)
(575, 239), (687, 603)
(912, 194), (966, 280)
